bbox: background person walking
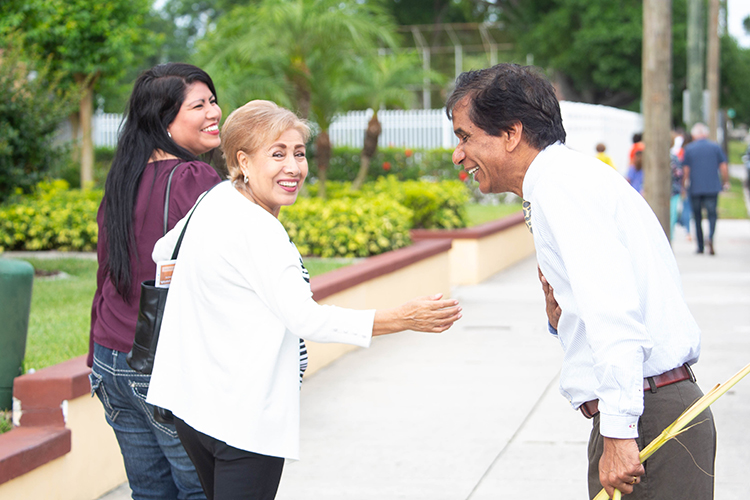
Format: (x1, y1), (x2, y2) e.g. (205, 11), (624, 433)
(681, 122), (729, 255)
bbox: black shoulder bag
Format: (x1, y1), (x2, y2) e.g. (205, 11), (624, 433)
(126, 166), (212, 374)
(126, 166), (216, 424)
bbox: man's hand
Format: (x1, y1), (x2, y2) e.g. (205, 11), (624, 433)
(599, 437), (645, 497)
(537, 266), (561, 330)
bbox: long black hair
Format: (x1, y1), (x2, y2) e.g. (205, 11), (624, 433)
(104, 63), (218, 298)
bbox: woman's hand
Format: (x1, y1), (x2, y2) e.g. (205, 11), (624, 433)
(373, 294), (462, 336)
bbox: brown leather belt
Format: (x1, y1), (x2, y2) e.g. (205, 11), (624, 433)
(579, 364), (695, 419)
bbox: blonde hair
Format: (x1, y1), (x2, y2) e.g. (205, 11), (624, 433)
(221, 100), (310, 185)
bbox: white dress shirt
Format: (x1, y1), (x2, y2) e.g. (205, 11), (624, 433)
(523, 143), (701, 439)
(146, 181), (375, 460)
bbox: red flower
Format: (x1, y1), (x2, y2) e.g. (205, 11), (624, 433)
(382, 161), (391, 171)
(404, 149), (413, 158)
(458, 170), (468, 181)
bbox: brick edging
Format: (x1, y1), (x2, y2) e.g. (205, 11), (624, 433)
(311, 239), (452, 301)
(12, 356), (91, 428)
(410, 211), (524, 241)
(0, 427), (71, 484)
(0, 357), (89, 485)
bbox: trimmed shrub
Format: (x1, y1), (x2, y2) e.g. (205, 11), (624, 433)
(280, 194), (413, 258)
(306, 177), (470, 229)
(0, 180), (102, 252)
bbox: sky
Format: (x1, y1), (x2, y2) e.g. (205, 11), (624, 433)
(727, 0), (750, 47)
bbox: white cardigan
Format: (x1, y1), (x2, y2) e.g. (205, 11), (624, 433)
(146, 181), (375, 460)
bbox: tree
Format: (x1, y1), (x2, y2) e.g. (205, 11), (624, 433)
(0, 35), (78, 202)
(386, 0), (501, 25)
(346, 51), (444, 190)
(195, 0), (398, 197)
(496, 0), (690, 121)
(1, 0), (160, 188)
(720, 35), (750, 125)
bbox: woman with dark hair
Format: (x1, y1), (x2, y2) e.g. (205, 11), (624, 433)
(88, 63), (222, 500)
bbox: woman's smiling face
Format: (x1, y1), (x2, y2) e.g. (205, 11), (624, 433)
(167, 82), (222, 156)
(239, 128), (308, 218)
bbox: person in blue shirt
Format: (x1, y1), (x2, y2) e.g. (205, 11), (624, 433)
(681, 123), (729, 255)
(626, 149), (644, 195)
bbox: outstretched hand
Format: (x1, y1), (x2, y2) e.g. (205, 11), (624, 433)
(373, 294), (462, 336)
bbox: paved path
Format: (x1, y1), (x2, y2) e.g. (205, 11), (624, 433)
(96, 175), (750, 500)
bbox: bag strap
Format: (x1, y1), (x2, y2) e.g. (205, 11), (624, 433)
(169, 181), (222, 261)
(163, 163), (185, 236)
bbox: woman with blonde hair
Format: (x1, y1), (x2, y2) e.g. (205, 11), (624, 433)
(147, 100), (461, 499)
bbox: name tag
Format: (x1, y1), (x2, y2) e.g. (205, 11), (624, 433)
(155, 259), (176, 288)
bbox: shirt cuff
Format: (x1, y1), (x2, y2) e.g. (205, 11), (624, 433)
(599, 412), (640, 439)
(547, 322), (558, 336)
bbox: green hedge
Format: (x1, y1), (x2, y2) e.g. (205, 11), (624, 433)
(306, 176), (470, 230)
(280, 194), (413, 258)
(0, 176), (469, 257)
(308, 146), (463, 182)
(0, 180), (102, 252)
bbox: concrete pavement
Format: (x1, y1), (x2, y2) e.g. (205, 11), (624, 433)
(97, 217), (750, 500)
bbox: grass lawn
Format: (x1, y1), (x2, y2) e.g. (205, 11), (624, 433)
(15, 258), (98, 372)
(464, 202), (523, 226)
(8, 256), (361, 373)
(718, 177), (749, 219)
(727, 140), (747, 165)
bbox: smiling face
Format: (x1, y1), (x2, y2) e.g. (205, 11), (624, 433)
(450, 97), (537, 197)
(167, 82), (222, 156)
(239, 128), (308, 217)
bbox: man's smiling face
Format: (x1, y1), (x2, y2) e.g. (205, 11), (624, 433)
(450, 98), (518, 195)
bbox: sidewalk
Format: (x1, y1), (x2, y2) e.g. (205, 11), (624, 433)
(97, 218), (750, 500)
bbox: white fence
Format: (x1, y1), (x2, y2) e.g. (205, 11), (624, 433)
(328, 108), (456, 150)
(93, 102), (642, 172)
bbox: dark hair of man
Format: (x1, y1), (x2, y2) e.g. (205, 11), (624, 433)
(445, 63), (566, 151)
(104, 63), (218, 299)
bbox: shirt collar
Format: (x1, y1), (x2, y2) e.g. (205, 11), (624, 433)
(522, 141), (565, 200)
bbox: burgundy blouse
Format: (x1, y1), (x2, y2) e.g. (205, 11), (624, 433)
(88, 159), (222, 366)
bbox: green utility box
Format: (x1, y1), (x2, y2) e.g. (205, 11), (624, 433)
(0, 259), (34, 410)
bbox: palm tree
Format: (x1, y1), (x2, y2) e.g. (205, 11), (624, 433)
(195, 0), (398, 196)
(345, 51), (444, 190)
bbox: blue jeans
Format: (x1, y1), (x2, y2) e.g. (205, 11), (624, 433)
(690, 194), (718, 252)
(90, 343), (206, 500)
(669, 194), (680, 240)
(678, 193), (692, 231)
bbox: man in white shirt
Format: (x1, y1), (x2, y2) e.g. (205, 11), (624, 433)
(446, 63), (715, 500)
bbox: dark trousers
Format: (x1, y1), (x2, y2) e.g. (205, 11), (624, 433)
(174, 417), (284, 500)
(587, 379), (716, 500)
(691, 194), (718, 252)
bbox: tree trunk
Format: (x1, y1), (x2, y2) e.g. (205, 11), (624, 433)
(706, 0), (720, 141)
(69, 112), (81, 165)
(290, 61), (312, 119)
(352, 112), (381, 191)
(687, 0), (705, 127)
(642, 0), (672, 239)
(315, 130), (331, 198)
(76, 74), (96, 189)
